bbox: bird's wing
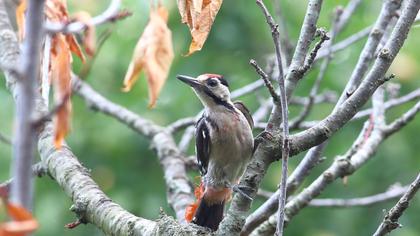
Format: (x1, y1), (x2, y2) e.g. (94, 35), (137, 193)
(234, 101), (254, 129)
(195, 115), (210, 175)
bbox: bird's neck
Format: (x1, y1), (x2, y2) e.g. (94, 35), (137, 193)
(205, 100), (235, 114)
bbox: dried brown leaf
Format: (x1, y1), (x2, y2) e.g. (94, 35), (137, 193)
(122, 6), (174, 108)
(45, 0), (86, 62)
(15, 0), (26, 41)
(177, 0), (223, 55)
(50, 36), (72, 149)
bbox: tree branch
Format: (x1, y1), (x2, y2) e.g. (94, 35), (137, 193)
(249, 59), (280, 104)
(0, 4), (160, 234)
(44, 0), (129, 34)
(316, 26), (371, 60)
(71, 77), (195, 223)
(288, 0), (419, 156)
(383, 101), (420, 135)
(8, 0), (45, 209)
(254, 1), (290, 234)
(373, 173), (420, 236)
(285, 0), (323, 99)
(0, 131), (11, 145)
(336, 0), (401, 106)
(309, 184), (407, 207)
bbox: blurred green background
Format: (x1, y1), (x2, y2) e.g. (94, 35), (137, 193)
(1, 0), (420, 235)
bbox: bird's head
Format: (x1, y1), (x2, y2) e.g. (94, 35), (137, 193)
(177, 74), (232, 109)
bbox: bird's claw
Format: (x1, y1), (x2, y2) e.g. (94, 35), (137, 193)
(232, 185), (253, 201)
(253, 131), (274, 153)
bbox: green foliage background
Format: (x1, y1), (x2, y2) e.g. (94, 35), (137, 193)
(1, 0), (419, 235)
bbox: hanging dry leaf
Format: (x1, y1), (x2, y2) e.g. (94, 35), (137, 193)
(72, 11), (96, 57)
(177, 0), (223, 55)
(15, 0), (27, 41)
(16, 0), (86, 148)
(0, 203), (38, 236)
(122, 6), (174, 108)
(16, 0), (86, 62)
(50, 36), (72, 148)
(45, 0), (86, 63)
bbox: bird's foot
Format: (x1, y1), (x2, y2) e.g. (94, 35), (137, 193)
(253, 131), (274, 152)
(232, 185), (253, 201)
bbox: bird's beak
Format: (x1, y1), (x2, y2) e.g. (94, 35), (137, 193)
(177, 75), (201, 88)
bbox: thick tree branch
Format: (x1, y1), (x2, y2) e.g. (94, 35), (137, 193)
(8, 0), (45, 209)
(252, 123), (389, 235)
(0, 5), (160, 235)
(373, 173), (420, 236)
(288, 0), (419, 156)
(285, 0), (323, 99)
(0, 4), (201, 235)
(72, 77), (195, 223)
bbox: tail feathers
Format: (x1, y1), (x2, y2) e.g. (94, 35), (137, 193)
(192, 199), (225, 231)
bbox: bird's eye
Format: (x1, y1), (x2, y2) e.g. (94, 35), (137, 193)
(207, 79), (218, 87)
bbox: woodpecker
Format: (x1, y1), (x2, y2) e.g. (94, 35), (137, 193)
(177, 74), (254, 231)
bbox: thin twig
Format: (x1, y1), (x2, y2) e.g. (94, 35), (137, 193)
(284, 0), (323, 99)
(289, 91), (337, 105)
(383, 101), (420, 135)
(354, 88), (420, 119)
(336, 0), (401, 106)
(167, 117), (195, 134)
(334, 0), (362, 33)
(41, 35), (51, 107)
(253, 99), (273, 123)
(0, 162), (48, 198)
(309, 184), (407, 207)
(316, 26), (372, 60)
(373, 173), (420, 236)
(44, 0), (129, 34)
(255, 1), (289, 235)
(249, 59), (280, 104)
(291, 11), (340, 129)
(78, 27), (114, 79)
(0, 131), (11, 145)
(298, 28), (330, 75)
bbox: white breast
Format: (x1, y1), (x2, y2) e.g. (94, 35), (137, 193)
(204, 107), (254, 190)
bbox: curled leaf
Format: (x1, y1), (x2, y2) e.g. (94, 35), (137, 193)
(122, 6), (174, 108)
(177, 0), (223, 55)
(50, 36), (72, 149)
(72, 11), (96, 57)
(0, 203), (38, 236)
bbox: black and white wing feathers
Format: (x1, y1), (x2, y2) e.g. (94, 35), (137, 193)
(195, 116), (211, 175)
